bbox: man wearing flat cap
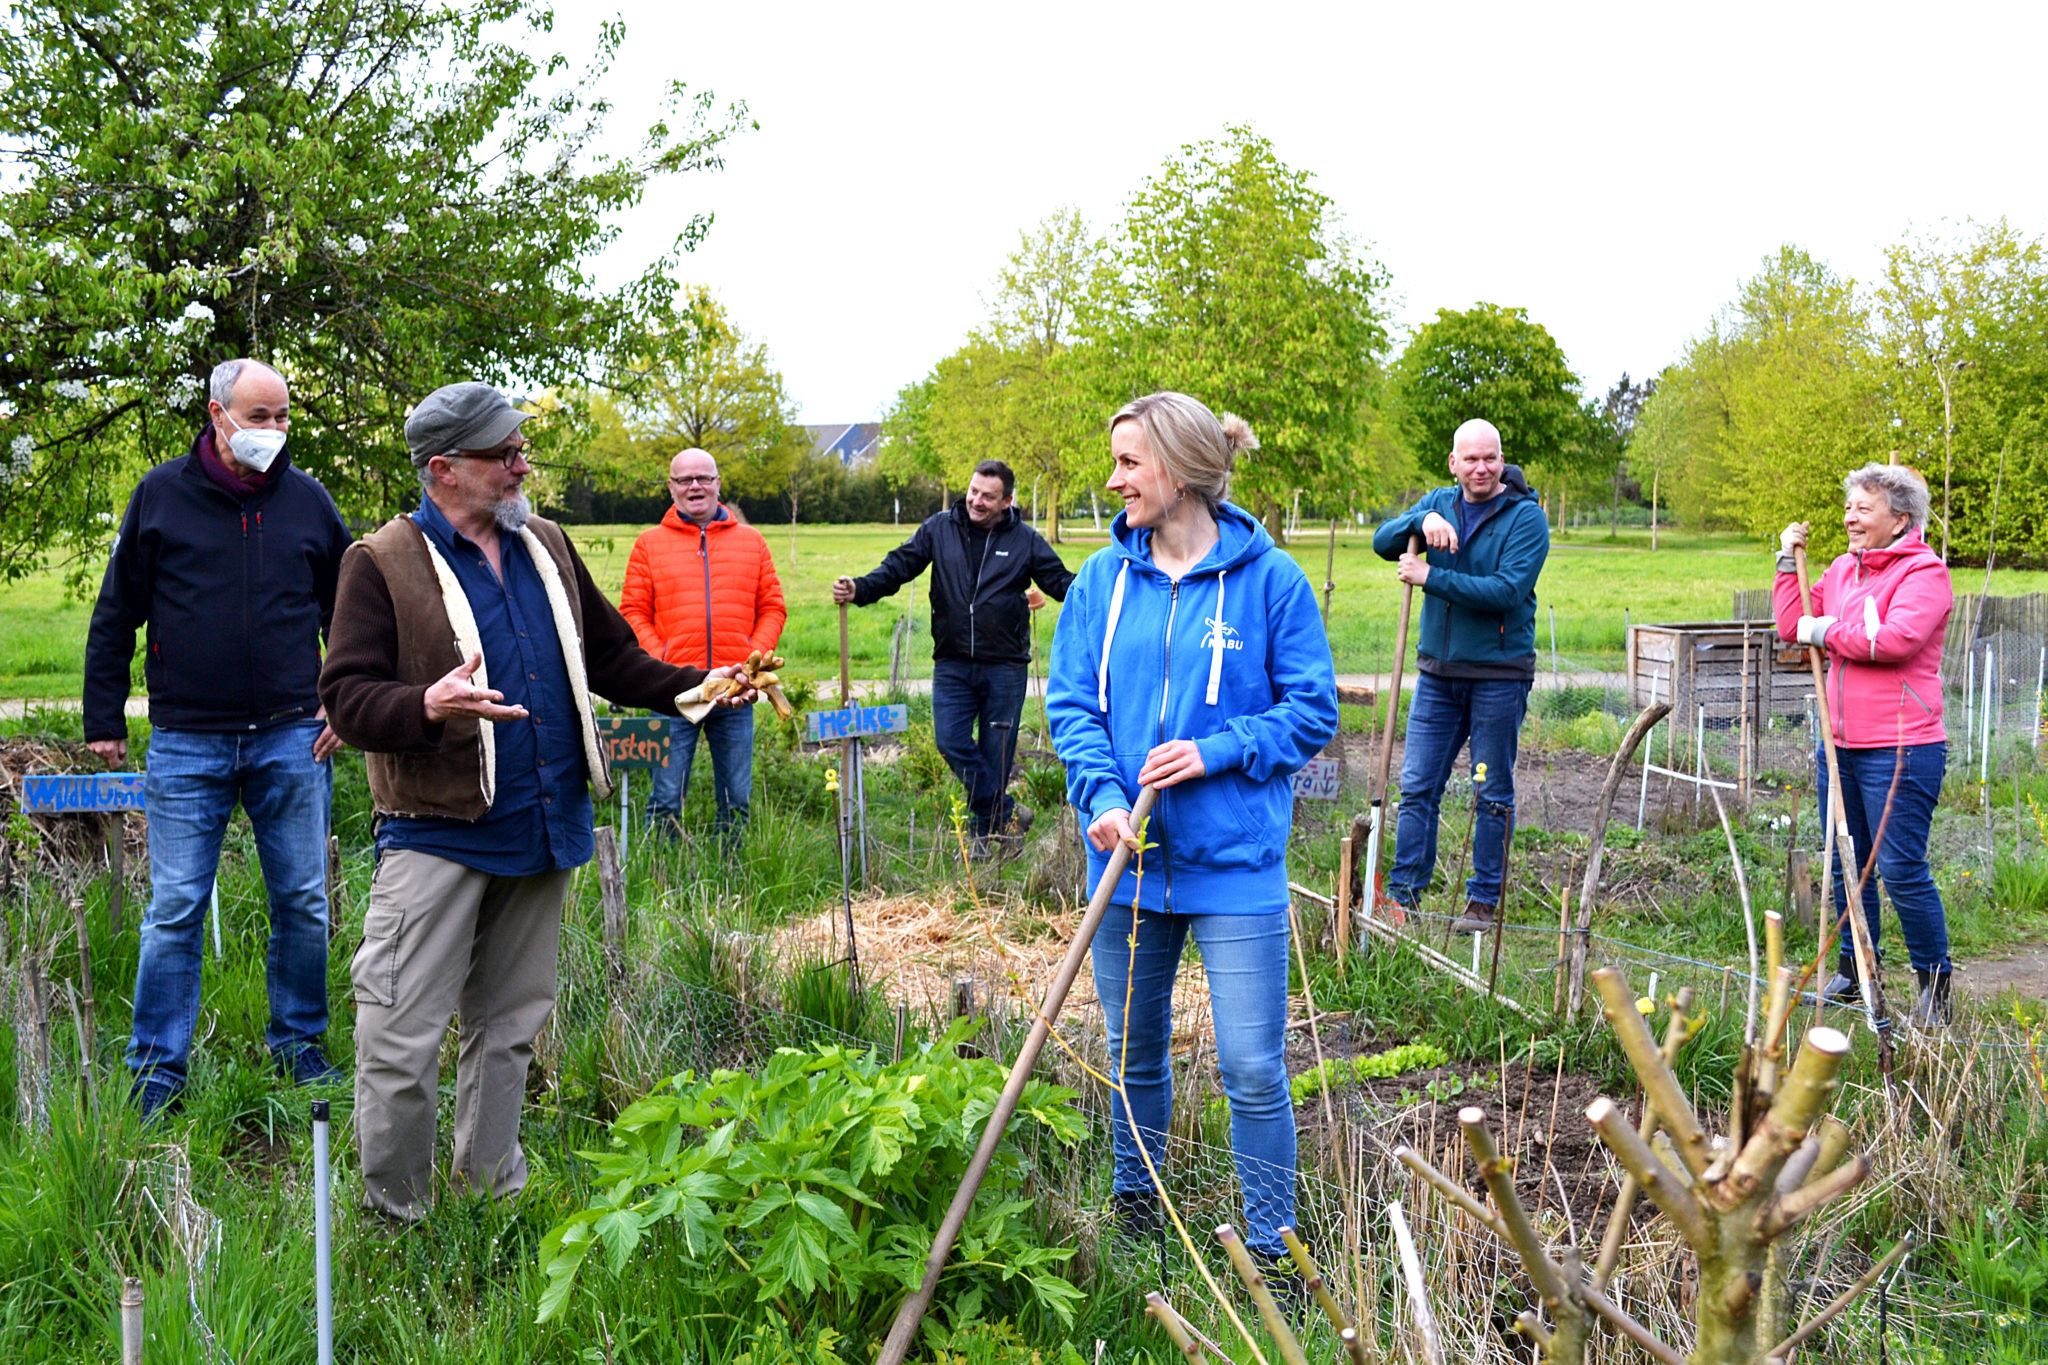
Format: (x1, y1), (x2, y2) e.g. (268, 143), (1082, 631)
(319, 381), (755, 1220)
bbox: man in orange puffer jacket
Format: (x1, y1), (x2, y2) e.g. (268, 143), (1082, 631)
(620, 447), (787, 839)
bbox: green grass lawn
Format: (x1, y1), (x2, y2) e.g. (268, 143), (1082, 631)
(11, 518), (2048, 701)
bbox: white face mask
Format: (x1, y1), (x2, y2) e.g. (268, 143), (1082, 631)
(222, 412), (286, 473)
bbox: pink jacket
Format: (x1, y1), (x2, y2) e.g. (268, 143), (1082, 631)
(1773, 530), (1951, 748)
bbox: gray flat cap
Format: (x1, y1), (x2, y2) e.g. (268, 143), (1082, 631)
(405, 382), (530, 466)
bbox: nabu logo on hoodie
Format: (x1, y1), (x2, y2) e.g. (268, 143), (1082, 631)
(1201, 616), (1243, 651)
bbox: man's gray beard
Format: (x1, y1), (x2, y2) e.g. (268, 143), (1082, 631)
(493, 494), (532, 532)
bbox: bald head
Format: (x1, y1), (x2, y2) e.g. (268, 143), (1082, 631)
(666, 447), (722, 524)
(1448, 419), (1506, 502)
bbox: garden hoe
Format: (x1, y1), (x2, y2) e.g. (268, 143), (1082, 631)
(1355, 532), (1421, 926)
(1794, 546), (1890, 1044)
(876, 785), (1159, 1365)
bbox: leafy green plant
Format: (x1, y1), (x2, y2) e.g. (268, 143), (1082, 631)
(1289, 1042), (1448, 1103)
(537, 1032), (1087, 1352)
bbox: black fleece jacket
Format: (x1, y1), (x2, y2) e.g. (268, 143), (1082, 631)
(849, 502), (1074, 664)
(83, 429), (353, 740)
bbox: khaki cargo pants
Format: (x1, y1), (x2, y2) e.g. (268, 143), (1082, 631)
(350, 848), (571, 1220)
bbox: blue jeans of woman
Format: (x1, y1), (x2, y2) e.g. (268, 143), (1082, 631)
(1090, 904), (1294, 1257)
(129, 720), (333, 1100)
(646, 704), (754, 837)
(1819, 741), (1950, 976)
(1389, 673), (1531, 908)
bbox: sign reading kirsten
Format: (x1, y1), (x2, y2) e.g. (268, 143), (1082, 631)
(594, 716), (671, 770)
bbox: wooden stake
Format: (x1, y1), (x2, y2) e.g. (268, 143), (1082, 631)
(1794, 546), (1890, 1046)
(1321, 519), (1338, 627)
(106, 820), (125, 935)
(876, 787), (1159, 1365)
(1334, 835), (1354, 964)
(594, 826), (628, 998)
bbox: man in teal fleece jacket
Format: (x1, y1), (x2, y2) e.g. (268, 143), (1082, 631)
(1371, 418), (1550, 931)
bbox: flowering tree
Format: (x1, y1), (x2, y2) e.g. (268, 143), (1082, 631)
(0, 1), (745, 580)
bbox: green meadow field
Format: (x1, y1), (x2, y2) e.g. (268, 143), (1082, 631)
(7, 519), (2048, 701)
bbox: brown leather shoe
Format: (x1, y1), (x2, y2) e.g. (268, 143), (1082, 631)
(1450, 900), (1501, 934)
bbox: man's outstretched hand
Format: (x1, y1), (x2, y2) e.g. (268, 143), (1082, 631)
(423, 651), (529, 724)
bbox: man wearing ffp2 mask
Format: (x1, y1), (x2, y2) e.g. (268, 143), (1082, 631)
(82, 356), (355, 1121)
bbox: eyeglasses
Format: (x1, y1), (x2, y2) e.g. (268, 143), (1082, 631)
(440, 440), (532, 469)
(668, 474), (719, 487)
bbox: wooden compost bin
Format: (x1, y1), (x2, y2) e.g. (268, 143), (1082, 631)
(1627, 621), (1815, 778)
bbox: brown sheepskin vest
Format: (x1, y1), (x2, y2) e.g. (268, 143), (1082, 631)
(355, 515), (611, 820)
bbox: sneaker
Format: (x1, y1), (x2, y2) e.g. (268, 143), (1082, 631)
(1911, 968), (1953, 1028)
(279, 1045), (344, 1087)
(1821, 971), (1862, 1005)
(1449, 900), (1501, 934)
(132, 1079), (185, 1125)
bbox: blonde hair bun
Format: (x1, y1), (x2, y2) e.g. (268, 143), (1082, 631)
(1219, 412), (1259, 457)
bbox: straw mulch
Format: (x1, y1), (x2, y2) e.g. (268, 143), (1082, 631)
(775, 892), (1216, 1050)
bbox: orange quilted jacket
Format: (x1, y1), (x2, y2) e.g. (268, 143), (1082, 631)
(620, 507), (787, 669)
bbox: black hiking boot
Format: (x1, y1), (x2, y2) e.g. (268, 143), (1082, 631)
(1911, 967), (1953, 1028)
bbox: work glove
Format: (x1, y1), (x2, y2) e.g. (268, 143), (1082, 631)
(1794, 615), (1836, 648)
(1776, 522), (1808, 574)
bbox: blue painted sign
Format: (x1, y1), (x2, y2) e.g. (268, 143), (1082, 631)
(805, 704), (910, 743)
(21, 772), (147, 813)
(594, 716), (670, 770)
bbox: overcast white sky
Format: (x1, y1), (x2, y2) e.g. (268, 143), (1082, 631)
(570, 1), (2048, 424)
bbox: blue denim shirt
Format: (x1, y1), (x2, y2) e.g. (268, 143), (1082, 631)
(375, 497), (595, 875)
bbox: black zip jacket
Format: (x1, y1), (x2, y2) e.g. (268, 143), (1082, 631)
(83, 429), (353, 740)
(850, 502), (1074, 664)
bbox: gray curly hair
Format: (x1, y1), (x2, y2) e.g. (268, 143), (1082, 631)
(1843, 462), (1931, 536)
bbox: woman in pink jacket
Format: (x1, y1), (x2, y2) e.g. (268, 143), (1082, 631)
(1775, 463), (1954, 1026)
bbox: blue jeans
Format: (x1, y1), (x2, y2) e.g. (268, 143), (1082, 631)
(1090, 904), (1295, 1257)
(931, 658), (1028, 836)
(646, 705), (754, 836)
(1389, 673), (1531, 908)
(1820, 742), (1950, 975)
(129, 721), (333, 1096)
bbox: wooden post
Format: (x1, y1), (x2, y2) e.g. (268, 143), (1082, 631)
(1739, 628), (1752, 800)
(1321, 519), (1338, 627)
(1334, 835), (1354, 965)
(69, 897), (94, 1072)
(325, 834), (341, 941)
(594, 826), (628, 997)
(1786, 847), (1815, 933)
(105, 821), (124, 935)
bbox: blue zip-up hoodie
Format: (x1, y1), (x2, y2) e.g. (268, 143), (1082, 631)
(1048, 503), (1338, 916)
(1371, 465), (1549, 675)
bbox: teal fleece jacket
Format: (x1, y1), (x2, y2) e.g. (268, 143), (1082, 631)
(1371, 466), (1549, 671)
(1047, 503), (1338, 916)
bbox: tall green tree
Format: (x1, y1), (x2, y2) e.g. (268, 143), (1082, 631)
(1389, 303), (1590, 500)
(1631, 247), (1883, 554)
(1876, 220), (2048, 564)
(594, 287), (810, 503)
(0, 0), (745, 578)
(905, 208), (1101, 541)
(1077, 126), (1391, 538)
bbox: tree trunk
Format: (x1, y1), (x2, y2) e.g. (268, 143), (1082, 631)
(1261, 495), (1286, 545)
(1651, 469), (1660, 552)
(1046, 481), (1061, 544)
(1611, 470), (1620, 537)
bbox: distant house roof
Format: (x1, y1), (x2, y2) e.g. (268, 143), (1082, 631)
(806, 422), (881, 466)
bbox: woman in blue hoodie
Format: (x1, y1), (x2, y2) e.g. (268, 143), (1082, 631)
(1048, 392), (1339, 1263)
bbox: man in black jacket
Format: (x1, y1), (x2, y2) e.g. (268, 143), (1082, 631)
(84, 358), (354, 1119)
(833, 460), (1073, 854)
